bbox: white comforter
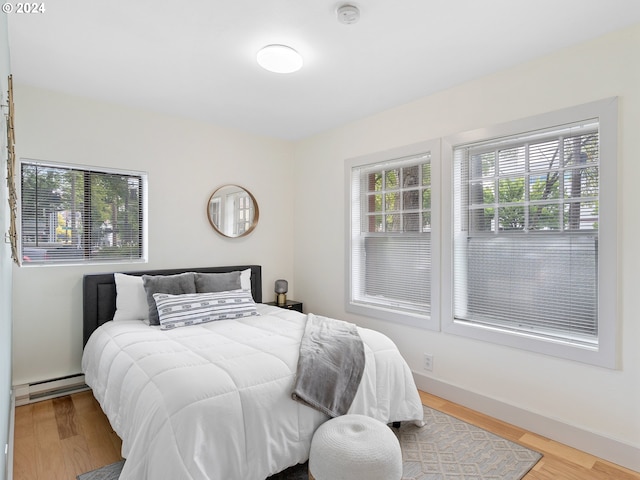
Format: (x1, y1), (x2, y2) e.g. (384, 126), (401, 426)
(82, 304), (423, 480)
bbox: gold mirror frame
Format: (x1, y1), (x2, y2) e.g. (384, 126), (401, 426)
(207, 185), (259, 238)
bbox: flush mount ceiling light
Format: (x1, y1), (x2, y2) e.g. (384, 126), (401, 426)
(256, 44), (303, 74)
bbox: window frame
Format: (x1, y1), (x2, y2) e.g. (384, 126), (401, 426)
(345, 139), (441, 330)
(19, 158), (149, 266)
(441, 98), (618, 368)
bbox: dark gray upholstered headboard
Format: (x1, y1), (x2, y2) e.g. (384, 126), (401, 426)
(82, 265), (262, 347)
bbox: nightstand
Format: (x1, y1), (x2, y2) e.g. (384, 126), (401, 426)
(265, 300), (303, 313)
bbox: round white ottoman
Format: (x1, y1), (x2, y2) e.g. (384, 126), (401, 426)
(308, 414), (402, 480)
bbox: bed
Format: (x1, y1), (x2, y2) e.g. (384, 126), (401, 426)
(81, 265), (424, 480)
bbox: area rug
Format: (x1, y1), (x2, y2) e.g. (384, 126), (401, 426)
(78, 405), (541, 480)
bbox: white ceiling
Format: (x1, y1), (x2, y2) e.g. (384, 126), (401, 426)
(7, 0), (640, 140)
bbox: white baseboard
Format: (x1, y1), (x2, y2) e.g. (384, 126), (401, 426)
(413, 372), (640, 473)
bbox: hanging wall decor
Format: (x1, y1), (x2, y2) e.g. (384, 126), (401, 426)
(4, 75), (19, 264)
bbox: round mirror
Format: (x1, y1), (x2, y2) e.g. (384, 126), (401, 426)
(207, 185), (259, 238)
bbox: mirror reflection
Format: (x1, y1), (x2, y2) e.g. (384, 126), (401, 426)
(207, 185), (259, 238)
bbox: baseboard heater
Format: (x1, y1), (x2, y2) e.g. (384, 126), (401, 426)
(14, 373), (89, 406)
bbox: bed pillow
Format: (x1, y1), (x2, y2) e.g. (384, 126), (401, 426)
(113, 273), (148, 322)
(153, 289), (259, 330)
(194, 271), (241, 293)
(142, 272), (197, 325)
(240, 268), (251, 291)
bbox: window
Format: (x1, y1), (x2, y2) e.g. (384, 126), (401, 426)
(346, 140), (440, 329)
(231, 190), (253, 236)
(20, 160), (147, 265)
(442, 98), (618, 368)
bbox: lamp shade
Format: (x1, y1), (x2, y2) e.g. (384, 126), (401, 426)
(274, 279), (288, 294)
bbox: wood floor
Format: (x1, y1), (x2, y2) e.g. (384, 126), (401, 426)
(13, 391), (122, 480)
(12, 389), (640, 480)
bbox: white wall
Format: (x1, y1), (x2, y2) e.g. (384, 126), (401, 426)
(11, 85), (296, 385)
(0, 12), (12, 480)
(293, 24), (640, 469)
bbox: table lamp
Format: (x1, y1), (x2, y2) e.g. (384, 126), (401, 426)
(275, 279), (288, 305)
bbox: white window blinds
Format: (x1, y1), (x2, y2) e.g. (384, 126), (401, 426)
(452, 120), (600, 347)
(350, 152), (432, 323)
(20, 160), (147, 265)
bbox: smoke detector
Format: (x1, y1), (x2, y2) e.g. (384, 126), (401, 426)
(336, 4), (360, 25)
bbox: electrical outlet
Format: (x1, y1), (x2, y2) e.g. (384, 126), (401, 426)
(423, 353), (433, 371)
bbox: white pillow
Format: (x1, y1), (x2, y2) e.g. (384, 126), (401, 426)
(113, 273), (149, 322)
(240, 268), (251, 291)
(153, 289), (258, 330)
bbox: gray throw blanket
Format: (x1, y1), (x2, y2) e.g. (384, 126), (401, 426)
(292, 313), (365, 417)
